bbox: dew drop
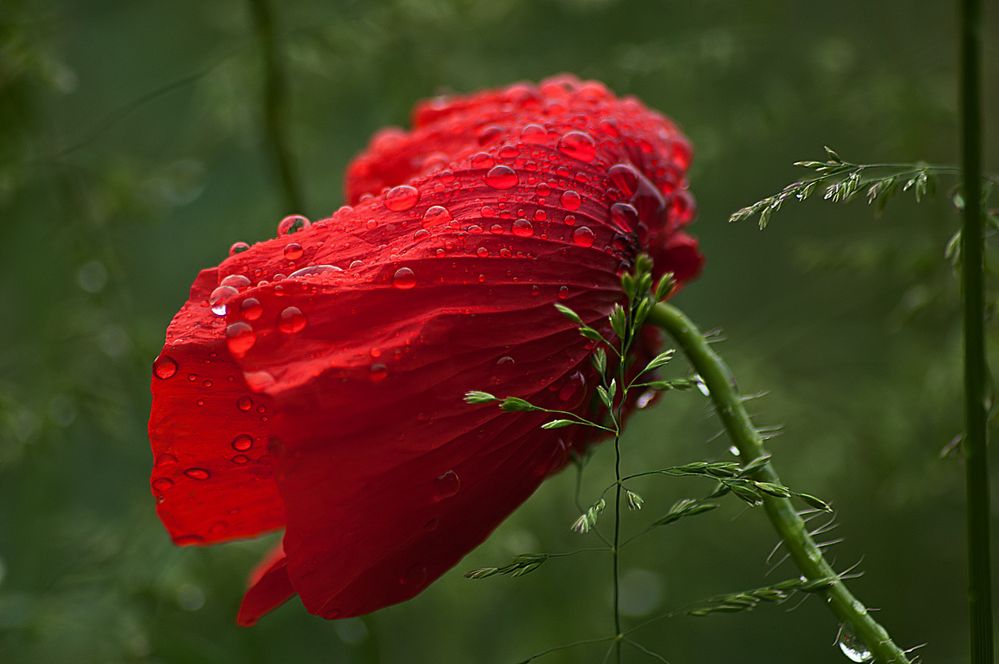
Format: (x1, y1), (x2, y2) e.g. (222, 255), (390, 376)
(521, 123), (547, 144)
(153, 355), (178, 380)
(240, 297), (263, 321)
(283, 242), (304, 260)
(470, 152), (494, 169)
(610, 202), (639, 233)
(237, 396), (254, 411)
(422, 205), (452, 228)
(220, 274), (251, 289)
(231, 454), (250, 465)
(836, 625), (873, 662)
(558, 285), (569, 300)
(152, 477), (174, 492)
(485, 165), (517, 190)
(392, 267), (416, 290)
(512, 218), (534, 238)
(278, 306), (307, 334)
(231, 434), (254, 452)
(557, 130), (596, 162)
(385, 184), (419, 212)
(155, 453), (179, 467)
(184, 467), (211, 481)
(289, 264), (343, 279)
(225, 322), (256, 357)
(607, 163), (640, 197)
(433, 470), (461, 501)
(277, 215), (311, 235)
(560, 189), (581, 211)
(209, 285), (239, 316)
(572, 226), (595, 247)
(476, 246), (489, 258)
(229, 241), (250, 255)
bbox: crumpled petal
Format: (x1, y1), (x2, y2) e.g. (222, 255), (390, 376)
(149, 73), (703, 623)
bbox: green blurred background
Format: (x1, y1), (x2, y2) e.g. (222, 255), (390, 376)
(2, 0), (997, 662)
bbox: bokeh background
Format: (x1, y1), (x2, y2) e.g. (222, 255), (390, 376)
(2, 0), (998, 662)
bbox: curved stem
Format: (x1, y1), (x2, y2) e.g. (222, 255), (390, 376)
(649, 302), (911, 663)
(959, 0), (994, 660)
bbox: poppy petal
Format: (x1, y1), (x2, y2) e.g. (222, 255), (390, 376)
(149, 268), (285, 544)
(237, 543), (295, 626)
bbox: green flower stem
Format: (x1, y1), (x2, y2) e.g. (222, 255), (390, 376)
(959, 0), (994, 660)
(649, 302), (911, 663)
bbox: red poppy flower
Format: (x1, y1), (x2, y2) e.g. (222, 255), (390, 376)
(148, 74), (703, 626)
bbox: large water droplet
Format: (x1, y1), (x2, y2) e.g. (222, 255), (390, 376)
(392, 267), (416, 290)
(521, 124), (547, 144)
(485, 165), (518, 190)
(209, 286), (239, 316)
(384, 184), (419, 212)
(220, 274), (251, 289)
(153, 355), (178, 380)
(229, 241), (250, 255)
(278, 306), (307, 334)
(512, 218), (534, 238)
(560, 189), (581, 211)
(836, 625), (873, 662)
(226, 322), (256, 357)
(572, 226), (595, 247)
(231, 434), (254, 452)
(557, 130), (596, 162)
(422, 205), (451, 228)
(277, 215), (311, 235)
(289, 264), (343, 279)
(240, 297), (263, 321)
(609, 202), (639, 233)
(433, 470), (461, 500)
(607, 163), (639, 197)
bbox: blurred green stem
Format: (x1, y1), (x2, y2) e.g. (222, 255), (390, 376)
(959, 0), (994, 661)
(247, 0), (305, 213)
(649, 303), (911, 663)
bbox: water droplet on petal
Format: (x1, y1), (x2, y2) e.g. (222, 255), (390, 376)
(277, 215), (311, 235)
(385, 184), (419, 212)
(229, 241), (250, 255)
(220, 274), (251, 289)
(231, 434), (254, 451)
(184, 467), (211, 481)
(422, 205), (452, 228)
(210, 286), (239, 316)
(433, 470), (461, 500)
(283, 242), (304, 260)
(153, 355), (178, 380)
(572, 226), (595, 247)
(240, 297), (263, 321)
(512, 218), (534, 237)
(225, 322), (256, 357)
(560, 190), (581, 211)
(289, 264), (343, 279)
(485, 165), (517, 190)
(231, 454), (250, 464)
(470, 152), (494, 169)
(607, 163), (640, 197)
(237, 396), (254, 411)
(610, 202), (639, 233)
(152, 477), (174, 492)
(521, 123), (547, 144)
(558, 286), (570, 300)
(278, 306), (307, 334)
(557, 130), (596, 162)
(392, 267), (416, 290)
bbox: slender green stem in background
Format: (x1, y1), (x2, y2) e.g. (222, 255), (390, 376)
(649, 303), (912, 663)
(247, 0), (305, 213)
(612, 429), (623, 664)
(959, 0), (994, 661)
